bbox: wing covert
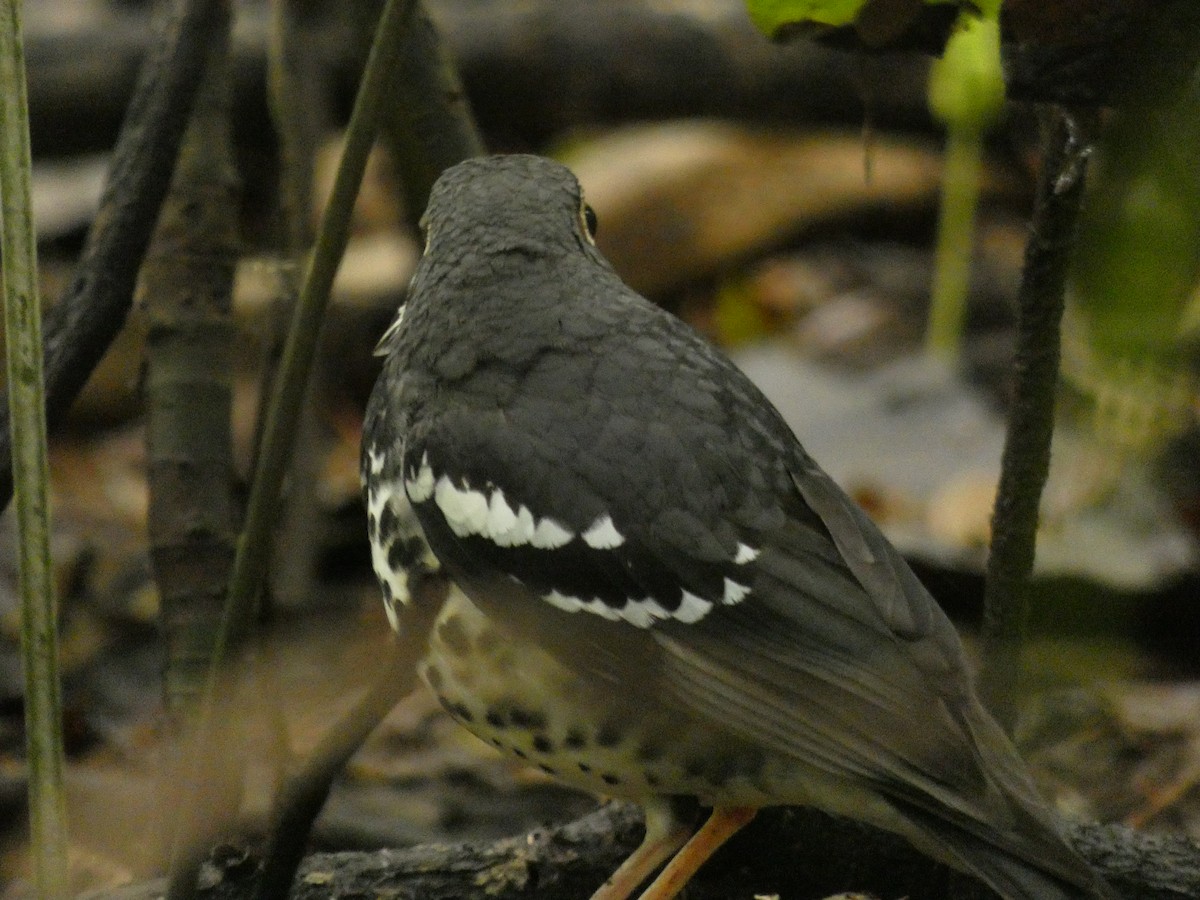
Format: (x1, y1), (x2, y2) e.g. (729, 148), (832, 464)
(401, 400), (768, 630)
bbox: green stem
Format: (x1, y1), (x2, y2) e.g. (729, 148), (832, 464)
(230, 0), (415, 639)
(0, 0), (70, 895)
(167, 0), (418, 886)
(926, 125), (984, 362)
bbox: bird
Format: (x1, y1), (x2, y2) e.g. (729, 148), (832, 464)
(361, 154), (1115, 900)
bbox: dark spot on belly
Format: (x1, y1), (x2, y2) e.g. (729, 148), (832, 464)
(738, 748), (766, 779)
(533, 735), (553, 754)
(485, 710), (506, 728)
(596, 723), (622, 748)
(387, 540), (408, 571)
(437, 615), (470, 657)
(578, 763), (592, 773)
(709, 756), (737, 788)
(378, 504), (398, 544)
(646, 773), (660, 788)
(637, 741), (663, 762)
(509, 706), (547, 730)
(513, 747), (528, 759)
(700, 749), (767, 787)
(601, 773), (622, 786)
(564, 729), (586, 750)
(538, 764), (557, 775)
(448, 702), (474, 723)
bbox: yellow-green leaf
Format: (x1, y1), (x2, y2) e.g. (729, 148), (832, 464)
(928, 13), (1004, 131)
(745, 0), (868, 36)
(745, 0), (984, 40)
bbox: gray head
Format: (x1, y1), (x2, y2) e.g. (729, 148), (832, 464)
(373, 155), (605, 359)
(420, 155), (599, 262)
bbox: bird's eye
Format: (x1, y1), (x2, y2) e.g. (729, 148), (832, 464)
(583, 204), (599, 238)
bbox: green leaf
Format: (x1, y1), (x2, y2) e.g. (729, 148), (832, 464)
(1064, 78), (1200, 458)
(745, 0), (985, 40)
(928, 13), (1004, 131)
(745, 0), (868, 35)
(1073, 87), (1200, 364)
(924, 9), (1002, 360)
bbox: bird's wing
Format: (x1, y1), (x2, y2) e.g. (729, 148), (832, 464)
(651, 462), (1098, 889)
(398, 376), (1087, 860)
(397, 370), (952, 768)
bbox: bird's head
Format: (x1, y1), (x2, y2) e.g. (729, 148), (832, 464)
(420, 155), (599, 262)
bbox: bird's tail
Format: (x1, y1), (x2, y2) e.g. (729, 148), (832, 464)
(894, 803), (1116, 900)
(890, 700), (1119, 900)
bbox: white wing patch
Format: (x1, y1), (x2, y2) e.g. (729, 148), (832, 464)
(490, 498), (537, 547)
(422, 464), (574, 550)
(405, 453), (436, 502)
(402, 455), (755, 629)
(531, 516), (573, 549)
(542, 590), (714, 628)
(545, 589), (621, 621)
(581, 513), (625, 549)
(734, 542), (759, 564)
(676, 590), (714, 623)
(619, 597), (675, 628)
(434, 476), (490, 537)
(722, 577), (751, 605)
(485, 489), (524, 543)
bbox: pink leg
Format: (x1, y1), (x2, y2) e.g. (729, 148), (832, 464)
(637, 806), (758, 900)
(590, 801), (695, 900)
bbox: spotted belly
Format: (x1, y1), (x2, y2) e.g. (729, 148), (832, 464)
(418, 589), (778, 806)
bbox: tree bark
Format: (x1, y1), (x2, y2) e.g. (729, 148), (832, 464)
(0, 0), (232, 511)
(143, 17), (239, 727)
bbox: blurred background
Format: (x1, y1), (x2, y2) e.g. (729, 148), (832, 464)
(3, 0), (1199, 893)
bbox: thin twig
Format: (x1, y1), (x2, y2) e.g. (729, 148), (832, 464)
(252, 4), (483, 891)
(348, 0), (484, 222)
(979, 108), (1094, 730)
(221, 0), (416, 657)
(249, 0), (335, 796)
(0, 0), (69, 894)
(256, 584), (441, 900)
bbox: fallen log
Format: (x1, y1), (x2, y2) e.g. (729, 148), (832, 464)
(86, 802), (1199, 900)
